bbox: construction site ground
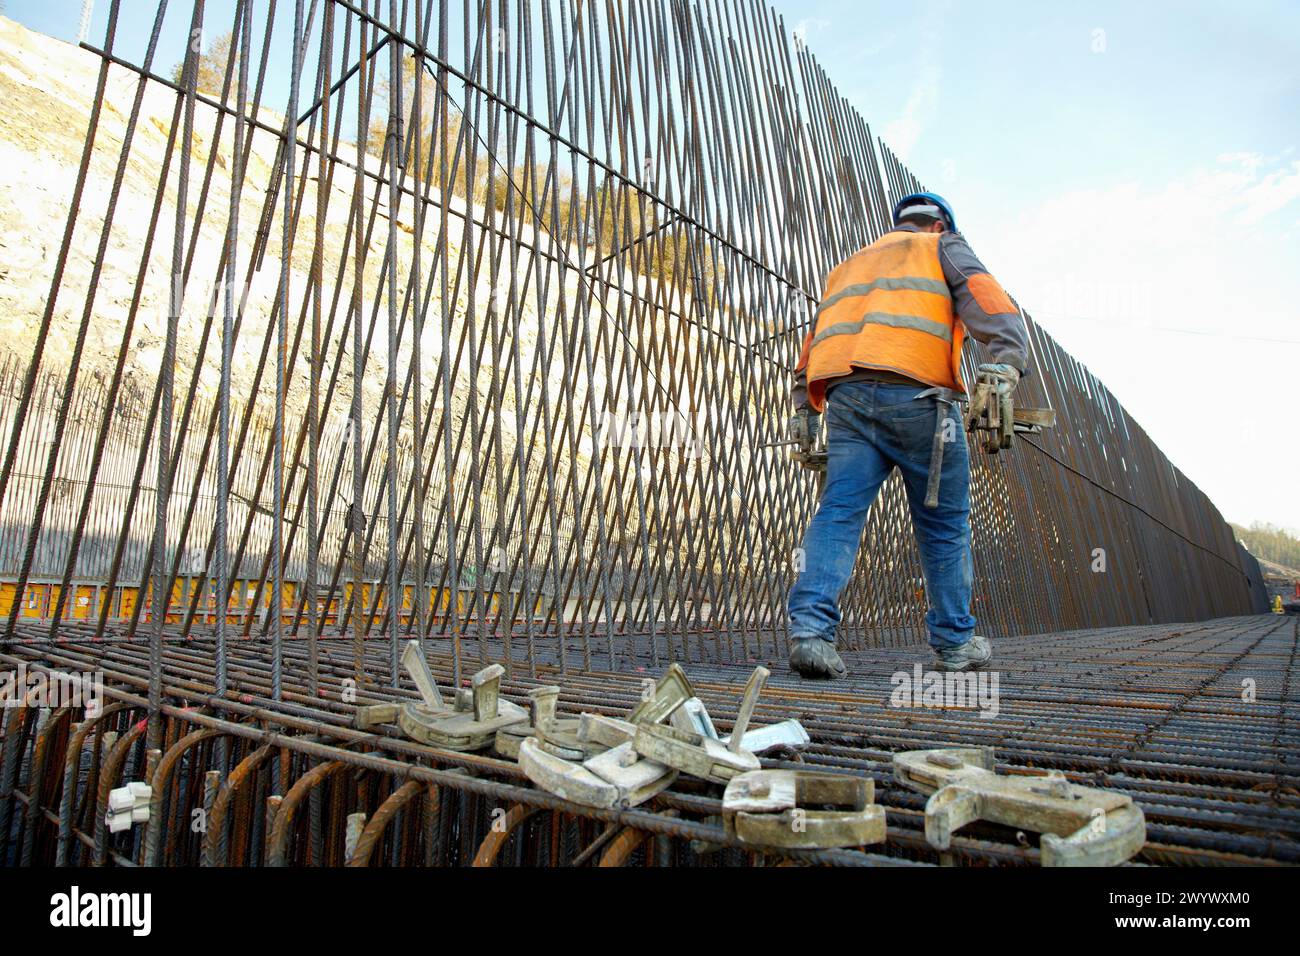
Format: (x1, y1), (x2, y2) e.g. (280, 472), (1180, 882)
(2, 613), (1295, 867)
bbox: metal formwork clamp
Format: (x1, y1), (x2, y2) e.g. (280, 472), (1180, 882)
(670, 693), (810, 754)
(518, 720), (677, 811)
(516, 664), (697, 809)
(723, 770), (886, 849)
(518, 737), (677, 810)
(627, 662), (695, 724)
(577, 712), (639, 748)
(355, 641), (455, 731)
(724, 719), (810, 754)
(395, 645), (527, 751)
(495, 686), (608, 761)
(633, 723), (760, 784)
(893, 747), (1146, 866)
(670, 697), (719, 740)
(504, 662), (697, 761)
(631, 666), (769, 784)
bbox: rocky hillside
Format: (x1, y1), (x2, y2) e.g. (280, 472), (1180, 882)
(0, 14), (736, 581)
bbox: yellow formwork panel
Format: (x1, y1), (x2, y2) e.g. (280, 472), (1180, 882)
(72, 585), (95, 619)
(1, 582), (52, 619)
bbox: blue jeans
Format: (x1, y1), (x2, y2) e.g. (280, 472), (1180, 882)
(788, 381), (976, 651)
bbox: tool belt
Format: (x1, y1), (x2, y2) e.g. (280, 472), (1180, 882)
(792, 377), (1055, 509)
(826, 367), (926, 390)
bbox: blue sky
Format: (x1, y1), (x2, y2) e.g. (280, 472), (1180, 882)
(7, 0), (1300, 529)
(773, 0), (1300, 531)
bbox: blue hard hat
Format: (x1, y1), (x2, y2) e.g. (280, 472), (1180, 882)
(892, 192), (957, 232)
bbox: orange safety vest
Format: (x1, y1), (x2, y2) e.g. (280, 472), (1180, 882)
(796, 231), (965, 412)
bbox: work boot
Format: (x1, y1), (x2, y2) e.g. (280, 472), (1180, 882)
(934, 634), (992, 672)
(789, 638), (847, 680)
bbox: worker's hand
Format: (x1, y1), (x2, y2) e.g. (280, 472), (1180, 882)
(789, 407), (821, 460)
(976, 363), (1021, 395)
(968, 364), (1019, 452)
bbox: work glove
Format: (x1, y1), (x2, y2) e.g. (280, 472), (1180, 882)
(965, 364), (1021, 451)
(788, 407), (821, 461)
(976, 363), (1021, 395)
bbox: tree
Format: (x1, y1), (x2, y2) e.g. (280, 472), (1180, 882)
(170, 30), (240, 97)
(365, 57), (713, 291)
(1233, 522), (1300, 571)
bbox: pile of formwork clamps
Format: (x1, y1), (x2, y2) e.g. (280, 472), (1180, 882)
(358, 643), (1146, 863)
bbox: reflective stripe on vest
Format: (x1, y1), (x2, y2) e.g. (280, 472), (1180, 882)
(800, 231), (963, 411)
(814, 276), (950, 318)
(811, 310), (954, 347)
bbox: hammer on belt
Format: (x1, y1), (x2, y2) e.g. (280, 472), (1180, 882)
(914, 387), (966, 509)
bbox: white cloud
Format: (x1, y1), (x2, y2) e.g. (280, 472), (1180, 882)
(793, 17), (832, 35)
(879, 1), (948, 162)
(883, 61), (941, 161)
(790, 18), (831, 51)
(973, 153), (1300, 528)
(1238, 160), (1300, 225)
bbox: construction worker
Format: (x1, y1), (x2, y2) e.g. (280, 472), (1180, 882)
(787, 193), (1030, 679)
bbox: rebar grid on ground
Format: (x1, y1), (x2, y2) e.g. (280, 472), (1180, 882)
(0, 614), (1295, 866)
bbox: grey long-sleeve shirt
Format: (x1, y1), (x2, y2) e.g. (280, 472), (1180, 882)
(793, 223), (1031, 410)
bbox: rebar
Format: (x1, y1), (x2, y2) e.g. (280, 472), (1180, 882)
(0, 0), (1285, 867)
(0, 0), (1268, 679)
(0, 614), (1296, 866)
